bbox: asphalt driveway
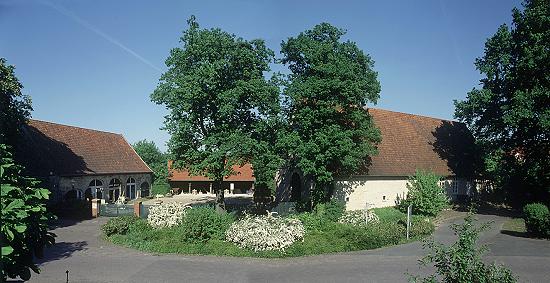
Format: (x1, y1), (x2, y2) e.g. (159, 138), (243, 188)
(26, 213), (550, 283)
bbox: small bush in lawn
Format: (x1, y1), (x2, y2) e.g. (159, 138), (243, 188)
(523, 203), (550, 238)
(409, 217), (435, 239)
(179, 206), (234, 242)
(226, 214), (305, 252)
(296, 212), (333, 232)
(399, 170), (449, 217)
(409, 214), (517, 283)
(338, 209), (380, 226)
(102, 215), (139, 237)
(147, 202), (191, 228)
(314, 200), (346, 222)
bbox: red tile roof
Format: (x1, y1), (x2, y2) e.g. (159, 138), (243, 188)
(168, 161), (255, 182)
(365, 108), (476, 177)
(17, 119), (152, 177)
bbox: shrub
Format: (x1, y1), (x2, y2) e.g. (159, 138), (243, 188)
(102, 215), (139, 237)
(296, 212), (333, 232)
(226, 214), (305, 251)
(399, 170), (448, 217)
(523, 203), (550, 238)
(338, 209), (380, 226)
(408, 217), (435, 239)
(179, 206), (234, 242)
(151, 182), (171, 196)
(409, 214), (517, 283)
(147, 202), (191, 228)
(314, 200), (346, 222)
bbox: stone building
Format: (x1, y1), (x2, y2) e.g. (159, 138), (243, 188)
(17, 119), (153, 204)
(276, 108), (479, 210)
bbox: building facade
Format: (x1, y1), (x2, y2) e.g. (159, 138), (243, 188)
(17, 120), (153, 204)
(275, 108), (479, 210)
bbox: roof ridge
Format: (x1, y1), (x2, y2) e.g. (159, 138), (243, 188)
(367, 107), (457, 123)
(29, 119), (123, 136)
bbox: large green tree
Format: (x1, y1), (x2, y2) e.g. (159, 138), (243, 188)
(454, 0), (550, 205)
(151, 16), (280, 212)
(280, 23), (381, 204)
(0, 58), (32, 147)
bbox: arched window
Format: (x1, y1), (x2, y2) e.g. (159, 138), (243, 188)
(108, 178), (121, 202)
(126, 177), (136, 199)
(88, 179), (103, 199)
(140, 182), (150, 198)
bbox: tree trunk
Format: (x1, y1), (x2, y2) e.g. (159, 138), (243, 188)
(214, 179), (225, 213)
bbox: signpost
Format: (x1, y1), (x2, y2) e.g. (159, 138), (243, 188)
(406, 205), (412, 240)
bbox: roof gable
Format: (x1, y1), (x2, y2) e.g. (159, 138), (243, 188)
(17, 120), (152, 177)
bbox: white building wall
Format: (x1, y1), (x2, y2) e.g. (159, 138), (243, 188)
(334, 177), (474, 211)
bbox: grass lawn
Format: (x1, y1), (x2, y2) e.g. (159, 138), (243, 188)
(501, 218), (527, 237)
(105, 206), (435, 258)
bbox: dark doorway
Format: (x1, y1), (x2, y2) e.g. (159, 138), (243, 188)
(290, 173), (302, 202)
(84, 188), (93, 201)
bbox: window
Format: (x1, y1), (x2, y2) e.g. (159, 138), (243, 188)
(126, 177), (136, 199)
(88, 179), (103, 199)
(452, 180), (458, 194)
(382, 195), (386, 201)
(108, 178), (121, 202)
(140, 182), (150, 198)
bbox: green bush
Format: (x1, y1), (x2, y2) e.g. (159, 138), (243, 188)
(152, 182), (171, 196)
(523, 203), (550, 238)
(179, 207), (234, 242)
(102, 216), (139, 237)
(409, 217), (435, 239)
(399, 170), (448, 217)
(314, 200), (346, 222)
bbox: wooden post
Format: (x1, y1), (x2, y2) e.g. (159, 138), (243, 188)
(134, 201), (142, 218)
(91, 198), (101, 217)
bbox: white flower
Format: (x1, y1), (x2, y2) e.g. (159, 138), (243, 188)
(226, 214), (305, 252)
(338, 209), (379, 226)
(147, 202), (191, 228)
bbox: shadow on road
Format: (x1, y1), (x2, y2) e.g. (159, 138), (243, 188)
(37, 241), (88, 264)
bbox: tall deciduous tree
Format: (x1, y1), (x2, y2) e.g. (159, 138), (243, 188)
(152, 16), (280, 212)
(454, 0), (550, 205)
(0, 58), (32, 147)
(280, 23), (381, 204)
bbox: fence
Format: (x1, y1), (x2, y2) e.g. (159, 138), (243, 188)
(99, 203), (135, 217)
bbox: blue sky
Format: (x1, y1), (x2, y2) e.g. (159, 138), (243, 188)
(1, 0), (521, 152)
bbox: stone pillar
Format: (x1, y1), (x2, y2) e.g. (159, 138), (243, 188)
(91, 199), (101, 217)
(134, 201), (142, 218)
(188, 182), (192, 194)
(230, 183), (235, 194)
(209, 183), (213, 194)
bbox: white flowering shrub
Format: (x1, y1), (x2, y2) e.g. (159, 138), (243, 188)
(147, 202), (191, 228)
(338, 209), (379, 226)
(226, 214), (305, 252)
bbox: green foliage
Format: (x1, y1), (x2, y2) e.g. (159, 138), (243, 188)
(454, 0), (550, 205)
(399, 170), (448, 217)
(523, 203), (550, 238)
(151, 182), (171, 196)
(102, 215), (139, 237)
(409, 214), (517, 283)
(280, 23), (381, 204)
(151, 16), (281, 211)
(1, 145), (56, 281)
(132, 139), (168, 186)
(313, 200), (346, 222)
(0, 58), (33, 147)
(408, 217), (436, 239)
(179, 206), (234, 242)
(373, 207), (407, 223)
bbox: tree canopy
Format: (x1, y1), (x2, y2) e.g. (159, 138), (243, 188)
(454, 0), (550, 204)
(151, 16), (280, 211)
(132, 139), (169, 189)
(280, 23), (381, 203)
(0, 58), (32, 148)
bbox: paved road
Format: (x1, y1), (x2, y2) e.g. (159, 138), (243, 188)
(27, 214), (550, 283)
